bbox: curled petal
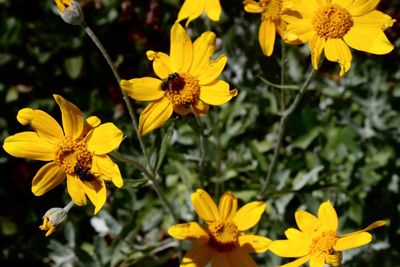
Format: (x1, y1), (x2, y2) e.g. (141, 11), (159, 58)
(232, 201), (265, 231)
(138, 97), (173, 136)
(92, 154), (123, 188)
(3, 132), (55, 161)
(238, 234), (271, 253)
(86, 122), (123, 154)
(309, 34), (326, 70)
(243, 1), (262, 13)
(191, 189), (220, 223)
(218, 191), (237, 221)
(341, 220), (386, 237)
(32, 162), (65, 196)
(324, 38), (352, 76)
(17, 108), (63, 143)
(53, 94), (84, 139)
(192, 100), (209, 115)
(168, 222), (209, 244)
(146, 50), (172, 79)
(120, 78), (165, 101)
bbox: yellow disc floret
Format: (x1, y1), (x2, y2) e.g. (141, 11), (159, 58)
(312, 4), (353, 39)
(165, 73), (200, 107)
(309, 231), (339, 255)
(55, 136), (92, 175)
(261, 0), (282, 21)
(208, 221), (240, 251)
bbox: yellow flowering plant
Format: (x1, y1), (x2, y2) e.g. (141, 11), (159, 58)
(121, 23), (237, 136)
(3, 95), (124, 214)
(176, 0), (222, 27)
(168, 189), (271, 267)
(269, 201), (386, 267)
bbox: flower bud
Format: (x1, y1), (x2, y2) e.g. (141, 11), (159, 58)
(55, 0), (84, 26)
(39, 207), (68, 237)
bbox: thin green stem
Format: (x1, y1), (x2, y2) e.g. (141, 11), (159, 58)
(257, 76), (300, 90)
(80, 21), (179, 223)
(280, 41), (286, 112)
(259, 67), (314, 199)
(63, 201), (75, 212)
(191, 110), (206, 183)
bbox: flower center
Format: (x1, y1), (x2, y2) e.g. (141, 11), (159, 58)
(207, 221), (239, 251)
(312, 4), (353, 39)
(55, 136), (92, 176)
(163, 72), (200, 107)
(55, 0), (72, 14)
(309, 231), (339, 256)
(261, 0), (282, 21)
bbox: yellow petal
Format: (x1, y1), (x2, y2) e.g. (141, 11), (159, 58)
(173, 104), (191, 116)
(199, 80), (237, 106)
(53, 94), (84, 139)
(347, 0), (379, 16)
(259, 19), (276, 57)
(192, 100), (209, 115)
(32, 162), (65, 196)
(218, 191), (237, 221)
(146, 50), (172, 79)
(86, 122), (123, 154)
(170, 23), (193, 73)
(341, 220), (386, 237)
(352, 10), (394, 30)
(284, 18), (313, 44)
(243, 1), (262, 13)
(317, 200), (338, 232)
(67, 175), (87, 206)
(309, 33), (326, 70)
(181, 245), (212, 267)
(285, 228), (306, 240)
(291, 0), (318, 18)
(344, 26), (393, 55)
(3, 132), (55, 161)
(295, 210), (320, 233)
(197, 55), (227, 85)
(309, 253), (325, 267)
(280, 255), (310, 267)
(224, 247), (257, 267)
(138, 97), (173, 136)
(92, 154), (123, 188)
(204, 0), (221, 21)
(190, 31), (216, 76)
(120, 78), (165, 101)
(269, 240), (310, 257)
(334, 232), (372, 251)
(324, 38), (352, 76)
(238, 234), (271, 253)
(176, 0), (204, 26)
(191, 189), (220, 223)
(82, 116), (101, 136)
(167, 222), (209, 243)
(17, 108), (63, 143)
(211, 251), (230, 267)
(83, 177), (107, 214)
(232, 201), (265, 231)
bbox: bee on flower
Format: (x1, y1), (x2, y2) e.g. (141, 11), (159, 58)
(120, 23), (237, 136)
(3, 95), (124, 214)
(168, 189), (271, 267)
(269, 201), (386, 267)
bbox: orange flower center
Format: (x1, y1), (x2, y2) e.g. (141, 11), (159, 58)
(163, 72), (200, 107)
(55, 136), (92, 176)
(261, 0), (282, 21)
(309, 230), (338, 256)
(207, 221), (240, 251)
(312, 4), (353, 39)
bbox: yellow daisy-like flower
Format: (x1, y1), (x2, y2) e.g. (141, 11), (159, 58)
(269, 201), (386, 267)
(120, 23), (237, 136)
(243, 0), (293, 56)
(176, 0), (222, 27)
(284, 0), (395, 76)
(3, 95), (124, 214)
(168, 189), (271, 267)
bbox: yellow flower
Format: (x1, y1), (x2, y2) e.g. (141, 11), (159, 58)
(3, 95), (124, 214)
(168, 189), (271, 267)
(39, 207), (68, 237)
(120, 23), (237, 136)
(269, 201), (386, 267)
(54, 0), (84, 25)
(176, 0), (222, 27)
(243, 0), (293, 56)
(284, 0), (395, 76)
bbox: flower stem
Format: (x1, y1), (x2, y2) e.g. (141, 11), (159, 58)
(63, 201), (75, 212)
(80, 21), (179, 223)
(259, 67), (314, 199)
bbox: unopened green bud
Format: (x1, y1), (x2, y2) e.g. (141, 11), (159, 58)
(39, 207), (68, 237)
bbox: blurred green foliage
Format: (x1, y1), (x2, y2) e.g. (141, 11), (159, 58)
(1, 0), (400, 266)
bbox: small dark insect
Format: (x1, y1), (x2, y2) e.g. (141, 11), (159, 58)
(74, 164), (96, 182)
(161, 72), (180, 90)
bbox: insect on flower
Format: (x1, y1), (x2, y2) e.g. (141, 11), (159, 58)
(161, 72), (181, 91)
